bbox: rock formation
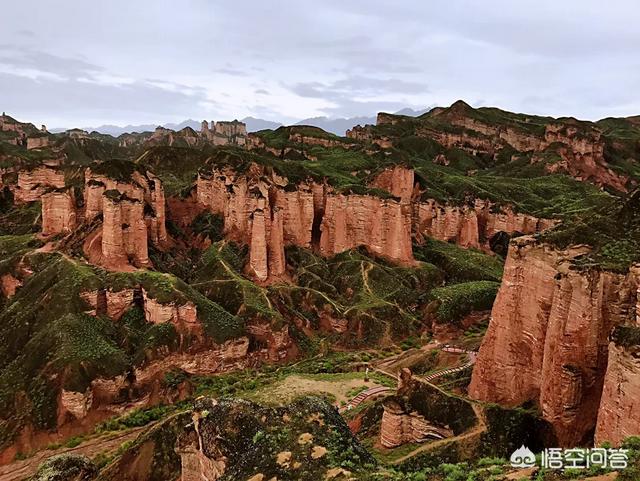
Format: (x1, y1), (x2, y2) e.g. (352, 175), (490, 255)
(595, 326), (640, 446)
(369, 165), (415, 203)
(319, 193), (414, 264)
(142, 288), (200, 336)
(201, 119), (247, 146)
(14, 166), (66, 203)
(82, 166), (167, 270)
(105, 288), (135, 320)
(41, 189), (77, 236)
(196, 166), (294, 281)
(0, 274), (21, 298)
(196, 164), (559, 277)
(469, 236), (640, 446)
(413, 199), (557, 252)
(26, 135), (50, 150)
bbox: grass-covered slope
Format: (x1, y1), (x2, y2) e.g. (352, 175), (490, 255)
(0, 249), (242, 448)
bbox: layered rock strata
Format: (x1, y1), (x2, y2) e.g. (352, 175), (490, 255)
(594, 326), (640, 446)
(196, 164), (557, 279)
(196, 164), (418, 280)
(41, 189), (77, 236)
(201, 119), (247, 146)
(413, 199), (557, 251)
(469, 236), (640, 446)
(82, 167), (167, 269)
(14, 166), (66, 203)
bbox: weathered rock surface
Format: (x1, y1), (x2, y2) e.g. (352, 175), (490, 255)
(201, 119), (247, 146)
(413, 199), (556, 252)
(105, 288), (135, 321)
(380, 399), (452, 448)
(319, 193), (414, 264)
(13, 166), (65, 203)
(0, 273), (21, 298)
(196, 164), (558, 275)
(82, 167), (167, 270)
(469, 236), (639, 446)
(595, 327), (640, 446)
(41, 189), (77, 236)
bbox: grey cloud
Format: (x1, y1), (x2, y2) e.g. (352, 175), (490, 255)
(1, 0), (640, 125)
(288, 76), (428, 117)
(0, 72), (214, 126)
(213, 67), (249, 77)
(0, 45), (101, 79)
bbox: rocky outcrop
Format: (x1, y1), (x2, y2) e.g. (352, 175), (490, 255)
(26, 136), (50, 150)
(102, 192), (149, 267)
(469, 236), (639, 446)
(380, 399), (453, 448)
(41, 189), (77, 236)
(345, 124), (392, 149)
(196, 166), (293, 281)
(595, 327), (640, 446)
(14, 166), (66, 203)
(319, 193), (414, 264)
(413, 199), (556, 252)
(105, 288), (135, 320)
(0, 273), (21, 298)
(142, 288), (200, 336)
(440, 114), (628, 191)
(196, 164), (558, 272)
(369, 165), (415, 203)
(201, 120), (247, 146)
(82, 167), (167, 270)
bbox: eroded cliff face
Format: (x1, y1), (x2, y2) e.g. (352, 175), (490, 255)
(469, 236), (639, 446)
(82, 167), (167, 270)
(197, 164), (417, 276)
(13, 166), (66, 203)
(413, 199), (557, 252)
(41, 189), (77, 236)
(196, 164), (558, 278)
(444, 115), (628, 191)
(595, 327), (640, 446)
(319, 193), (414, 264)
(196, 166), (288, 282)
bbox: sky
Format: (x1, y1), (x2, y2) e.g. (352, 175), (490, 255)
(1, 0), (639, 128)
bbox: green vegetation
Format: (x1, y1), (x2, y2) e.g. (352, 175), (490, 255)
(414, 238), (503, 283)
(429, 281), (499, 324)
(542, 189), (640, 271)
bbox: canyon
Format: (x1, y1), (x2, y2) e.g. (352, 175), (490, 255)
(3, 101), (640, 478)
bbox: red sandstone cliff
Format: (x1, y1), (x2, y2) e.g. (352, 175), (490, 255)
(594, 328), (640, 446)
(319, 193), (414, 264)
(41, 189), (77, 236)
(469, 236), (639, 446)
(413, 199), (557, 252)
(195, 164), (558, 276)
(13, 166), (65, 203)
(81, 167), (167, 270)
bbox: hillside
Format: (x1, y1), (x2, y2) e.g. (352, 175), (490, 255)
(1, 102), (640, 480)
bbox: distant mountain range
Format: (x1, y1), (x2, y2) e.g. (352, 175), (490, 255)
(51, 107), (431, 137)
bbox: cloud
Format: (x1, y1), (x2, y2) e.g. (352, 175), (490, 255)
(287, 76), (428, 116)
(1, 0), (640, 125)
(0, 45), (101, 79)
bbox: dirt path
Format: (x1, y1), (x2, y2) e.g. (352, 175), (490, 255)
(0, 425), (151, 481)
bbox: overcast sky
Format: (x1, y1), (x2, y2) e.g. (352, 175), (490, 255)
(1, 1), (639, 128)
